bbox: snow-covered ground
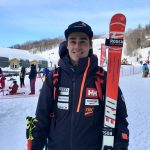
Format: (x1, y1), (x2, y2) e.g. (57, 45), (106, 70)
(0, 76), (42, 150)
(0, 66), (150, 150)
(120, 74), (150, 150)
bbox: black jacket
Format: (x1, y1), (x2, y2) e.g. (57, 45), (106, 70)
(32, 55), (129, 150)
(29, 65), (37, 80)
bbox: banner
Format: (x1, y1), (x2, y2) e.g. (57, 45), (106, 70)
(100, 43), (106, 66)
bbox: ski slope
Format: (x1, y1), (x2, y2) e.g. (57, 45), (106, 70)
(120, 74), (150, 150)
(0, 68), (150, 150)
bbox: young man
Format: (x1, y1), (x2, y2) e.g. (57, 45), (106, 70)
(32, 21), (129, 150)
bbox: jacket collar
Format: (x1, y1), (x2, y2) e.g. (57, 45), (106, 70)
(58, 54), (98, 75)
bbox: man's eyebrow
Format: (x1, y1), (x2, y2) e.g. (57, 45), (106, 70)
(68, 37), (76, 40)
(80, 37), (88, 40)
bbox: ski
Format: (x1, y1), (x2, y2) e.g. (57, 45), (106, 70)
(102, 13), (126, 150)
(5, 92), (25, 95)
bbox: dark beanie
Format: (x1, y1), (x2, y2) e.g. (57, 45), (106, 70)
(65, 21), (93, 40)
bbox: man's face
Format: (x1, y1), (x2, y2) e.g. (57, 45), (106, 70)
(67, 32), (92, 65)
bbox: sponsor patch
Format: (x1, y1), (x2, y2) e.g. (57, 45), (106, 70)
(85, 99), (99, 106)
(84, 107), (94, 117)
(86, 88), (98, 98)
(57, 102), (69, 110)
(59, 87), (69, 96)
(58, 96), (69, 102)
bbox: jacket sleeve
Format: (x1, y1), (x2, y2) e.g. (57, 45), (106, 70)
(31, 73), (54, 150)
(114, 88), (129, 150)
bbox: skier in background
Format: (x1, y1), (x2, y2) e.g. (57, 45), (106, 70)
(31, 21), (129, 150)
(19, 67), (26, 88)
(142, 62), (149, 77)
(29, 64), (37, 95)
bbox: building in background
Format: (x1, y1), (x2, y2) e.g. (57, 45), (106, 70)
(0, 47), (48, 69)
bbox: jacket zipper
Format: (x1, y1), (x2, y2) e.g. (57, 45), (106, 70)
(70, 76), (76, 150)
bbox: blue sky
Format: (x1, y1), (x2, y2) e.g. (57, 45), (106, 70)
(0, 0), (150, 47)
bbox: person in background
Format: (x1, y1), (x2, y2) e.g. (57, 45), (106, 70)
(37, 66), (42, 78)
(0, 68), (2, 75)
(19, 67), (26, 88)
(9, 80), (19, 95)
(0, 67), (3, 89)
(29, 64), (37, 95)
(41, 67), (51, 82)
(0, 68), (6, 89)
(43, 67), (50, 77)
(146, 57), (149, 64)
(31, 21), (129, 150)
(142, 62), (149, 77)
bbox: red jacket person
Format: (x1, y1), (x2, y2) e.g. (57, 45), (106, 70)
(9, 80), (19, 95)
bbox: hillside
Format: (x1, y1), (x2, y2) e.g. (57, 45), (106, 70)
(36, 38), (150, 68)
(9, 35), (101, 54)
(10, 38), (64, 54)
(125, 23), (150, 56)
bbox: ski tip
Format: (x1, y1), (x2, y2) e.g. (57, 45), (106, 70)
(109, 13), (126, 32)
(111, 13), (126, 22)
(112, 13), (126, 17)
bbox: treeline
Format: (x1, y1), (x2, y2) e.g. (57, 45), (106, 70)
(125, 23), (150, 56)
(10, 38), (64, 53)
(10, 34), (103, 53)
